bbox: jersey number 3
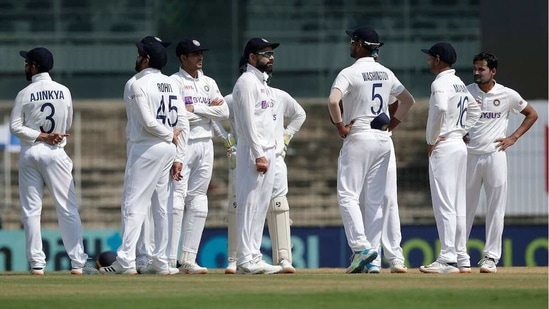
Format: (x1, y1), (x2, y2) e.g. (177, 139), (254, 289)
(40, 102), (56, 134)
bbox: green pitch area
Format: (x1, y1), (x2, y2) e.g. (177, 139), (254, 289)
(0, 267), (547, 309)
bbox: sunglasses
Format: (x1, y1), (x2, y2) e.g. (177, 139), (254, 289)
(256, 51), (274, 58)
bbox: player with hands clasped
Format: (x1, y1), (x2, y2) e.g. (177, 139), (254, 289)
(328, 27), (415, 274)
(167, 38), (229, 274)
(10, 47), (98, 275)
(464, 52), (538, 273)
(100, 39), (189, 275)
(419, 43), (481, 274)
(219, 57), (306, 274)
(231, 38), (285, 274)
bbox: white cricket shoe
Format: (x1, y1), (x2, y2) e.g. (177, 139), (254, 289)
(236, 260), (266, 275)
(179, 262), (208, 274)
(364, 263), (381, 274)
(419, 261), (459, 274)
(31, 268), (44, 275)
(390, 260), (408, 273)
(139, 263), (180, 275)
(256, 259), (283, 274)
(71, 260), (99, 275)
(136, 255), (152, 269)
(279, 259), (297, 274)
(458, 265), (472, 273)
(479, 257), (497, 273)
(99, 260), (137, 275)
(225, 259), (237, 274)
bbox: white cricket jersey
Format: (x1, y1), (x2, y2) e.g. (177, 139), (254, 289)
(466, 81), (527, 154)
(123, 74), (138, 139)
(271, 88), (306, 154)
(232, 64), (277, 159)
(331, 57), (404, 131)
(224, 93), (237, 140)
(425, 69), (481, 145)
(10, 73), (72, 148)
(126, 68), (187, 146)
(170, 68), (228, 140)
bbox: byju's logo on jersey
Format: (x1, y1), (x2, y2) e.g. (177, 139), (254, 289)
(261, 100), (269, 109)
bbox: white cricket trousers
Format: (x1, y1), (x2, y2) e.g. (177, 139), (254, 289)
(235, 144), (276, 265)
(338, 130), (391, 252)
(428, 138), (469, 265)
(272, 155), (288, 198)
(19, 144), (89, 270)
(364, 140), (405, 265)
(466, 151), (507, 263)
(117, 141), (175, 272)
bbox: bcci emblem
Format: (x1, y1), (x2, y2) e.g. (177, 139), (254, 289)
(204, 85), (210, 92)
(493, 99), (500, 106)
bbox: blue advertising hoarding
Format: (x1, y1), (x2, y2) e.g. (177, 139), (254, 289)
(0, 225), (546, 271)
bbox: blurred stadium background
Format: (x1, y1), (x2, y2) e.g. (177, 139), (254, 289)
(0, 0), (546, 230)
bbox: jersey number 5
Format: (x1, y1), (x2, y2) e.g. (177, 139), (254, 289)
(370, 83), (384, 115)
(156, 95), (178, 127)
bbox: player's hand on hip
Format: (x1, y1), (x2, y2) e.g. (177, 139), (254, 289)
(427, 136), (446, 157)
(255, 156), (268, 174)
(495, 136), (517, 151)
(171, 162), (183, 181)
(335, 121), (353, 139)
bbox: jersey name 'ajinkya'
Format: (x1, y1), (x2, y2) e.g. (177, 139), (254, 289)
(30, 90), (65, 102)
(157, 83), (173, 93)
(361, 71), (389, 81)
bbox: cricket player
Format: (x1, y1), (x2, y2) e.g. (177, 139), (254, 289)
(420, 42), (481, 274)
(232, 38), (284, 274)
(219, 57), (306, 274)
(10, 47), (98, 275)
(168, 38), (229, 274)
(465, 52), (538, 273)
(123, 36), (172, 272)
(328, 27), (415, 274)
(100, 40), (188, 275)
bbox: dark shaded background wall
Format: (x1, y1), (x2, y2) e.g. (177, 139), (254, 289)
(480, 0), (548, 99)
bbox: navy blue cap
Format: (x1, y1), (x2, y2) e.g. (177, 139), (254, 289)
(346, 27), (384, 47)
(243, 38), (279, 58)
(421, 42), (457, 65)
(19, 47), (54, 72)
(371, 113), (390, 130)
(176, 39), (209, 56)
(140, 36), (171, 48)
(135, 41), (168, 69)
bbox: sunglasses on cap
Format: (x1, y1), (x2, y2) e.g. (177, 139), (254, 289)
(255, 51), (274, 58)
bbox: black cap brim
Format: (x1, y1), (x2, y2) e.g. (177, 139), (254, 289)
(421, 49), (433, 56)
(19, 51), (29, 60)
(345, 29), (354, 38)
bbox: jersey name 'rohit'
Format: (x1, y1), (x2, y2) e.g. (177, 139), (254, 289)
(30, 90), (65, 102)
(157, 82), (173, 92)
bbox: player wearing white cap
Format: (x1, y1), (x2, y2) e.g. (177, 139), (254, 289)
(465, 52), (538, 273)
(419, 42), (481, 274)
(219, 57), (305, 274)
(328, 27), (415, 274)
(232, 38), (286, 274)
(168, 38), (229, 274)
(100, 40), (188, 275)
(11, 47), (98, 275)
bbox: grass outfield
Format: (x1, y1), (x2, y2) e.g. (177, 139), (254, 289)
(0, 267), (547, 309)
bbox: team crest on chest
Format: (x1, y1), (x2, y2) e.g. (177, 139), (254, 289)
(493, 99), (500, 106)
(204, 85), (210, 92)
